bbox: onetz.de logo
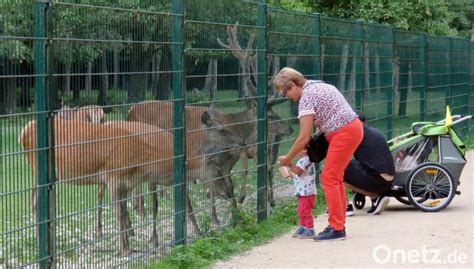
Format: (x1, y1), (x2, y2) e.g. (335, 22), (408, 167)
(372, 244), (468, 265)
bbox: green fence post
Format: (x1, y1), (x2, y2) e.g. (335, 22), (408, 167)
(172, 0), (186, 245)
(256, 0), (268, 222)
(34, 0), (54, 267)
(312, 13), (321, 185)
(420, 33), (427, 121)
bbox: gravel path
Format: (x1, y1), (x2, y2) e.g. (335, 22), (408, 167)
(213, 151), (474, 268)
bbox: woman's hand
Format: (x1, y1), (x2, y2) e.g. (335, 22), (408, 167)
(278, 155), (291, 167)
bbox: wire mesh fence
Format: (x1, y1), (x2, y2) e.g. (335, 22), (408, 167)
(1, 0), (473, 267)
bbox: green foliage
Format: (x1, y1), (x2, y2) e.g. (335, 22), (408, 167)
(269, 0), (466, 37)
(147, 198), (326, 269)
(447, 0), (474, 39)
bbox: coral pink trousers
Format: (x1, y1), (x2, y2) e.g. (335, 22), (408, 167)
(323, 118), (363, 230)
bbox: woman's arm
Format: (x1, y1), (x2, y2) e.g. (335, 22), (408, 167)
(278, 115), (313, 166)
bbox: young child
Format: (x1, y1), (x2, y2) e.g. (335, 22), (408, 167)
(281, 150), (317, 239)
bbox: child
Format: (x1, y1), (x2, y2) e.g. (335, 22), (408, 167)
(281, 150), (317, 239)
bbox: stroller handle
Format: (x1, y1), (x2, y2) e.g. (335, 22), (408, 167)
(445, 115), (473, 127)
(436, 114), (462, 125)
(388, 115), (473, 144)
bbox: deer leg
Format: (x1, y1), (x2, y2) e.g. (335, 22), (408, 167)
(186, 192), (200, 235)
(30, 187), (37, 223)
(225, 175), (240, 225)
(123, 194), (135, 237)
(150, 182), (159, 246)
(210, 192), (221, 227)
(96, 184), (106, 237)
(238, 153), (248, 204)
(133, 183), (145, 216)
(109, 184), (131, 256)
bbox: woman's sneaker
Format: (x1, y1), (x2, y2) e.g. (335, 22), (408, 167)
(367, 195), (390, 215)
(299, 228), (315, 239)
(292, 226), (305, 238)
(346, 204), (354, 216)
(313, 226), (346, 241)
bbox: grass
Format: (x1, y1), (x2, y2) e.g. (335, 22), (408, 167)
(146, 194), (327, 269)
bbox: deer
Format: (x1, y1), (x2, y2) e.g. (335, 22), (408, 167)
(215, 22), (293, 206)
(19, 118), (242, 256)
(127, 101), (245, 226)
(101, 120), (238, 245)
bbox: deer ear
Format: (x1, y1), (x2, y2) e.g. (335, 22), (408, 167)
(201, 111), (212, 126)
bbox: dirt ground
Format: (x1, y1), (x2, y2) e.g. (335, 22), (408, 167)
(213, 151), (473, 269)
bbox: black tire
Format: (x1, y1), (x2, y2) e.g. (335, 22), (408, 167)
(352, 192), (366, 209)
(406, 163), (456, 212)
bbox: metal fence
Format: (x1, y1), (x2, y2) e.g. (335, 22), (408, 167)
(1, 0), (473, 267)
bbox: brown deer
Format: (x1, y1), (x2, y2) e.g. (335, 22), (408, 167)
(19, 118), (240, 255)
(102, 120), (235, 245)
(216, 22), (293, 206)
(20, 119), (171, 256)
(127, 101), (244, 226)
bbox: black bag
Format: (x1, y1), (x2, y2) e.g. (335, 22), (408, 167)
(306, 133), (329, 163)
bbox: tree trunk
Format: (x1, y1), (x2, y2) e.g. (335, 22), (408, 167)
(471, 23), (474, 41)
(98, 52), (108, 106)
(320, 45), (325, 80)
(156, 46), (171, 100)
(151, 53), (161, 99)
(348, 54), (356, 105)
(113, 47), (120, 89)
(374, 52), (381, 94)
(338, 42), (349, 92)
(202, 58), (214, 92)
(211, 58), (217, 100)
(85, 61), (93, 91)
(128, 74), (147, 103)
(363, 41), (370, 98)
(1, 77), (17, 114)
(63, 60), (71, 95)
(397, 61), (409, 117)
(128, 43), (149, 103)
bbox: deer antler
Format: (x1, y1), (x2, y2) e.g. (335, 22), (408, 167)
(217, 22), (257, 103)
(217, 23), (288, 109)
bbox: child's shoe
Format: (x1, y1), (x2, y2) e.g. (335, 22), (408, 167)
(292, 226), (305, 238)
(299, 228), (315, 239)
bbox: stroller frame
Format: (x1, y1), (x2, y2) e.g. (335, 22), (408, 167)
(353, 114), (473, 212)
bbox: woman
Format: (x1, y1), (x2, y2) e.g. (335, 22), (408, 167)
(274, 67), (363, 241)
(344, 110), (395, 216)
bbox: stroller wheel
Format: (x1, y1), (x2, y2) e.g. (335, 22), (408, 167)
(352, 192), (365, 209)
(406, 163), (456, 212)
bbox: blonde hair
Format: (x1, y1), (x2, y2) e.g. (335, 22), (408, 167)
(273, 67), (306, 92)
